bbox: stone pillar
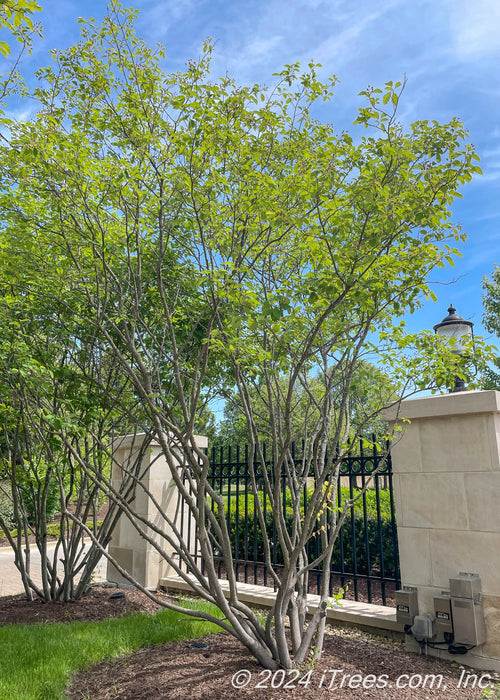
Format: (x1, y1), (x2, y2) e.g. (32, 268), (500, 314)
(383, 390), (500, 671)
(106, 432), (207, 589)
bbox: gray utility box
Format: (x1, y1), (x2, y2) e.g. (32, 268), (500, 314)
(433, 593), (453, 634)
(396, 587), (419, 626)
(411, 614), (435, 641)
(449, 573), (487, 646)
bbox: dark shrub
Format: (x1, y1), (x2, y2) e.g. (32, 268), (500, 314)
(216, 486), (397, 578)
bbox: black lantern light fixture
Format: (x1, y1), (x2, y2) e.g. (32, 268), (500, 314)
(433, 305), (474, 392)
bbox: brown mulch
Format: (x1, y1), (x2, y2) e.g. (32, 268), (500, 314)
(1, 586), (498, 699)
(67, 629), (497, 700)
(0, 585), (162, 626)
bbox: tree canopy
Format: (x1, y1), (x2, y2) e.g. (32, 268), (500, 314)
(215, 361), (398, 447)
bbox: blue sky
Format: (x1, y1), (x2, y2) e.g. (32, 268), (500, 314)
(6, 0), (500, 345)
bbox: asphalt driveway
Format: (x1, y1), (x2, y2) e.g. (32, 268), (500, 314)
(0, 542), (107, 596)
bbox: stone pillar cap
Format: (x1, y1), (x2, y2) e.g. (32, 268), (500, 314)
(382, 390), (500, 422)
(111, 432), (208, 450)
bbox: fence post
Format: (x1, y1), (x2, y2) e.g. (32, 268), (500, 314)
(383, 390), (500, 672)
(106, 432), (207, 589)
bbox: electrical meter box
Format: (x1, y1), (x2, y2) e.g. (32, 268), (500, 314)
(396, 587), (419, 626)
(433, 593), (453, 634)
(450, 572), (482, 601)
(449, 573), (487, 646)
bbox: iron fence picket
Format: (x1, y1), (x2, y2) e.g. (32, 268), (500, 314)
(179, 439), (400, 606)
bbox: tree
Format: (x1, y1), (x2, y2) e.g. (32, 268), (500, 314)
(0, 0), (41, 115)
(0, 290), (154, 601)
(0, 4), (487, 666)
(0, 0), (40, 48)
(482, 265), (500, 389)
(214, 361), (398, 447)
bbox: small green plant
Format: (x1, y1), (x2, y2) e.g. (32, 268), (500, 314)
(304, 647), (318, 671)
(327, 586), (348, 608)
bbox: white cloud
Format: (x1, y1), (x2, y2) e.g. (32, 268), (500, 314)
(477, 168), (500, 183)
(480, 145), (500, 160)
(447, 0), (500, 60)
(243, 35), (284, 66)
(4, 106), (35, 123)
(297, 0), (405, 70)
(138, 0), (198, 42)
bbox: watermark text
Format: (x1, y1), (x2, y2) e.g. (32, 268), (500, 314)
(231, 668), (494, 691)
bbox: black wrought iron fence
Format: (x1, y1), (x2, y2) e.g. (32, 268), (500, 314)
(180, 438), (400, 606)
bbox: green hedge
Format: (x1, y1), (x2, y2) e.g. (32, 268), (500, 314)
(20, 479), (61, 525)
(0, 475), (61, 528)
(0, 519), (104, 539)
(0, 481), (15, 531)
(217, 486), (397, 578)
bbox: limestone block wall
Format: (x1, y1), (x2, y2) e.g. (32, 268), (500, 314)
(383, 390), (500, 671)
(106, 433), (207, 589)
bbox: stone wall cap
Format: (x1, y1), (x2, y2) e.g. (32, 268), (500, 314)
(111, 432), (208, 450)
(382, 390), (500, 422)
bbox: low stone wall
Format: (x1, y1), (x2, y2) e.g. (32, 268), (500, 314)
(159, 574), (403, 638)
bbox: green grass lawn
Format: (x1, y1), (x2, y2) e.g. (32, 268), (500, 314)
(0, 599), (222, 700)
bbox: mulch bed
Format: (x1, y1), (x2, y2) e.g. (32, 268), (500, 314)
(67, 627), (497, 699)
(0, 586), (162, 626)
(1, 585), (498, 699)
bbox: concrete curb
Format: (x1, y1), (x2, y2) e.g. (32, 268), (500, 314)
(159, 574), (402, 634)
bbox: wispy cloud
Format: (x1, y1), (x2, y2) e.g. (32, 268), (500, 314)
(4, 106), (35, 122)
(140, 0), (198, 33)
(475, 168), (500, 184)
(294, 0), (406, 72)
(447, 0), (500, 60)
(241, 35), (284, 67)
